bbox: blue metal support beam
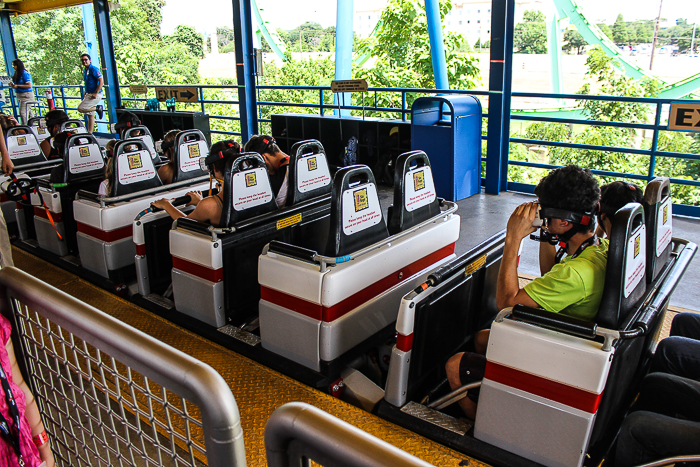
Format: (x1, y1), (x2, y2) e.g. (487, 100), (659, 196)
(424, 0), (449, 91)
(83, 4), (108, 132)
(0, 12), (18, 117)
(334, 0), (354, 116)
(485, 0), (515, 194)
(92, 0), (121, 125)
(232, 0), (258, 139)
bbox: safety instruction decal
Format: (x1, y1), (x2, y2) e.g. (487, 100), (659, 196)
(277, 212), (302, 230)
(232, 167), (273, 211)
(68, 144), (104, 174)
(180, 142), (206, 173)
(79, 147), (90, 158)
(7, 134), (41, 159)
(404, 167), (436, 212)
(37, 127), (46, 135)
(465, 254), (486, 276)
(117, 150), (155, 183)
(342, 183), (382, 235)
(656, 197), (672, 257)
(297, 155), (331, 193)
(624, 226), (646, 298)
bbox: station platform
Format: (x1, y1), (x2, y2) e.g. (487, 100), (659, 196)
(11, 246), (480, 467)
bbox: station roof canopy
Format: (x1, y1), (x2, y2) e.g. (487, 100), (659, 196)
(1, 0), (108, 15)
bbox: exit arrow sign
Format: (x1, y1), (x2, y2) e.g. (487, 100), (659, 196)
(156, 87), (199, 103)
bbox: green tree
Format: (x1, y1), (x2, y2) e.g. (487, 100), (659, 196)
(170, 25), (204, 59)
(563, 30), (587, 54)
(513, 10), (547, 54)
(597, 23), (614, 42)
(133, 0), (164, 39)
(612, 14), (630, 45)
(356, 0), (479, 90)
(217, 26), (235, 49)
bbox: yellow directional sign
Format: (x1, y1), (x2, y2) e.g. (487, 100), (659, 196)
(129, 84), (148, 94)
(668, 102), (700, 132)
(331, 79), (368, 93)
(156, 87), (199, 103)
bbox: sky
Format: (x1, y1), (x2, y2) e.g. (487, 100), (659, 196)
(160, 0), (698, 36)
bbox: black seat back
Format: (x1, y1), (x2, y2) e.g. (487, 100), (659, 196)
(27, 117), (50, 143)
(643, 177), (672, 283)
(112, 139), (162, 196)
(62, 134), (105, 183)
(324, 165), (389, 257)
(387, 150), (440, 235)
(123, 125), (157, 162)
(60, 119), (88, 134)
(219, 152), (278, 228)
(5, 126), (46, 164)
(286, 139), (332, 206)
(171, 130), (209, 183)
(596, 203), (647, 330)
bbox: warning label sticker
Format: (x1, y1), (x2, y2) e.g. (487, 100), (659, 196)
(117, 150), (155, 184)
(188, 143), (200, 158)
(180, 142), (206, 173)
(297, 155), (331, 193)
(656, 197), (672, 257)
(232, 168), (273, 211)
(68, 145), (105, 174)
(79, 146), (90, 158)
(7, 134), (41, 160)
(342, 183), (382, 235)
(624, 226), (646, 298)
(17, 136), (26, 146)
(277, 212), (302, 230)
(404, 167), (436, 212)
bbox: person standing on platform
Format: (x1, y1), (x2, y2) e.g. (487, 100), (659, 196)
(9, 60), (35, 125)
(77, 54), (104, 133)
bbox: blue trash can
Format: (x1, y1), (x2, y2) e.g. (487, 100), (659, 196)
(411, 95), (482, 202)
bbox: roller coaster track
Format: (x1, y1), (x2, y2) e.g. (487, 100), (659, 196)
(252, 0), (287, 61)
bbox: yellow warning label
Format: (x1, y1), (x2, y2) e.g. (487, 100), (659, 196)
(413, 170), (425, 191)
(354, 188), (369, 212)
(307, 157), (317, 171)
(663, 204), (668, 224)
(38, 127), (46, 134)
(277, 212), (302, 230)
(79, 146), (90, 158)
(17, 136), (26, 146)
(634, 235), (640, 258)
(245, 172), (257, 187)
(188, 143), (200, 159)
(128, 154), (142, 170)
(465, 254), (487, 276)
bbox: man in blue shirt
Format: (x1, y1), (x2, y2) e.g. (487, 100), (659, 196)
(77, 54), (104, 133)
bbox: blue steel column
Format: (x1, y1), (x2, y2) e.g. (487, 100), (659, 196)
(83, 5), (107, 132)
(232, 0), (258, 139)
(334, 0), (354, 116)
(424, 0), (449, 91)
(0, 12), (18, 118)
(92, 0), (121, 125)
(485, 0), (514, 194)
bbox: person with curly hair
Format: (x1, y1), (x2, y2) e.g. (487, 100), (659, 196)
(151, 140), (240, 227)
(445, 165), (607, 419)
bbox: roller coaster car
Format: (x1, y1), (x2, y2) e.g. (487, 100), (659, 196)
(27, 117), (50, 144)
(30, 133), (105, 257)
(258, 151), (460, 374)
(73, 137), (210, 284)
(377, 177), (696, 467)
(59, 119), (88, 134)
(123, 125), (158, 162)
(158, 141), (333, 329)
(6, 126), (47, 165)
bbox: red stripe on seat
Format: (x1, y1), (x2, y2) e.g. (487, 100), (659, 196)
(260, 286), (323, 320)
(34, 206), (62, 223)
(135, 243), (146, 256)
(261, 243), (455, 323)
(77, 222), (133, 243)
(0, 193), (7, 203)
(172, 256), (223, 283)
(484, 361), (604, 414)
(396, 333), (413, 352)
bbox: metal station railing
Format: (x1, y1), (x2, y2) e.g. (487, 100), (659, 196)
(0, 266), (246, 467)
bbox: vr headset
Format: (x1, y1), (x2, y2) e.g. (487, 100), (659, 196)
(155, 139), (174, 154)
(109, 120), (140, 133)
(530, 204), (596, 244)
(199, 142), (239, 174)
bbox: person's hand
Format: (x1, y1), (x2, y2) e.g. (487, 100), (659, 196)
(151, 198), (172, 210)
(506, 202), (538, 241)
(8, 83), (14, 89)
(186, 191), (202, 206)
(2, 156), (13, 176)
(7, 116), (18, 127)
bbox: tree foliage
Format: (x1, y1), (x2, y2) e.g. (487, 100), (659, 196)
(170, 25), (204, 59)
(612, 14), (630, 46)
(513, 10), (547, 54)
(278, 22), (336, 53)
(563, 30), (587, 55)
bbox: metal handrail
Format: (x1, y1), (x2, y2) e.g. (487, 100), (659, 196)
(0, 267), (246, 467)
(265, 402), (433, 467)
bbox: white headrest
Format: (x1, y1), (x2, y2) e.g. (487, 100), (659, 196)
(232, 167), (273, 211)
(7, 133), (42, 160)
(131, 134), (157, 160)
(67, 139), (105, 174)
(179, 140), (208, 173)
(403, 165), (436, 212)
(341, 182), (382, 235)
(655, 196), (672, 257)
(296, 153), (331, 193)
(117, 149), (157, 185)
(624, 224), (646, 298)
